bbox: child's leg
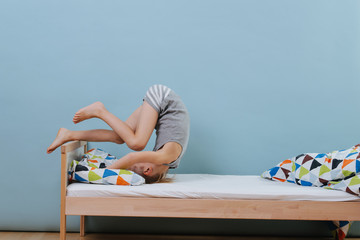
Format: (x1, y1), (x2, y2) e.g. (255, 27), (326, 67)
(47, 104), (142, 154)
(46, 128), (123, 154)
(73, 101), (158, 151)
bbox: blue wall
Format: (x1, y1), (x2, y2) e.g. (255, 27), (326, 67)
(0, 0), (359, 237)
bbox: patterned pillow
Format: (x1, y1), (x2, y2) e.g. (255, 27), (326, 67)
(69, 148), (145, 186)
(261, 144), (360, 196)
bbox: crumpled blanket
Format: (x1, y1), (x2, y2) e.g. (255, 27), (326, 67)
(262, 144), (360, 240)
(69, 148), (145, 186)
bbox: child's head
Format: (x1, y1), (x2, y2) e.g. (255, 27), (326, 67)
(129, 162), (169, 184)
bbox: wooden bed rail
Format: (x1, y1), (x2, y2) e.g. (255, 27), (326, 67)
(65, 197), (360, 221)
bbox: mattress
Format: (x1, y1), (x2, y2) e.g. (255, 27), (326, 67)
(67, 174), (360, 201)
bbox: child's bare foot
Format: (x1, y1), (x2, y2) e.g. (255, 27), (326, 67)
(73, 102), (106, 124)
(47, 128), (70, 154)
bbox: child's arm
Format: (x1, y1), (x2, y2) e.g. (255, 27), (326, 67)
(106, 142), (181, 169)
(106, 151), (167, 169)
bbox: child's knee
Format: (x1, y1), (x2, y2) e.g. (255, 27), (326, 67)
(127, 140), (146, 151)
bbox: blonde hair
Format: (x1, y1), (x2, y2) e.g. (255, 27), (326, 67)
(142, 170), (174, 184)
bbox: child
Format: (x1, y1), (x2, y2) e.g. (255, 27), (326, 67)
(47, 85), (190, 183)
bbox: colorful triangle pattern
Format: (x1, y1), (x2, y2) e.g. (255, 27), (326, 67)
(261, 144), (360, 196)
(68, 148), (145, 186)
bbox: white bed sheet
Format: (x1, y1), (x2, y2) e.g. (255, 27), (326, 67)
(67, 174), (360, 201)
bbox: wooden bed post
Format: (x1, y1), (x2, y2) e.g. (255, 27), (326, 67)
(80, 215), (85, 237)
(60, 141), (88, 240)
(60, 146), (67, 240)
(80, 144), (87, 237)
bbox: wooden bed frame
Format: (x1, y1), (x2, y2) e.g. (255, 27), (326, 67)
(60, 141), (360, 240)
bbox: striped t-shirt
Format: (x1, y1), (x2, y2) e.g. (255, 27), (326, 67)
(144, 84), (190, 169)
(144, 84), (172, 112)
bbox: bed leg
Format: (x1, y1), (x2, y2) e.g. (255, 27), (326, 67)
(60, 213), (66, 240)
(80, 215), (85, 237)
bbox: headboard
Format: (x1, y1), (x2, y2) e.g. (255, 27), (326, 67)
(60, 141), (87, 188)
